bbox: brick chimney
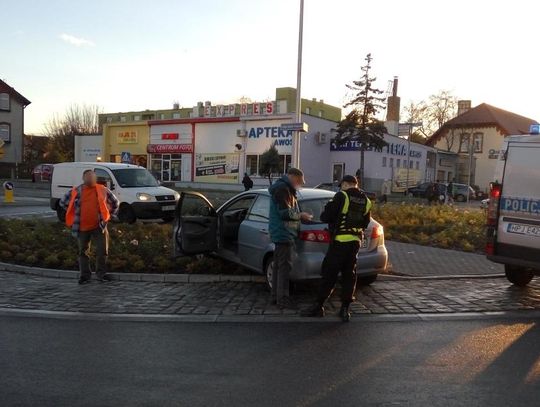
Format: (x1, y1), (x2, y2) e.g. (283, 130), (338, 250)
(385, 76), (400, 136)
(457, 100), (471, 116)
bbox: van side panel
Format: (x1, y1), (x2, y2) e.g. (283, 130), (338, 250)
(495, 142), (540, 266)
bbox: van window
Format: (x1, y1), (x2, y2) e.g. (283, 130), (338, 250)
(95, 168), (112, 186)
(112, 168), (158, 188)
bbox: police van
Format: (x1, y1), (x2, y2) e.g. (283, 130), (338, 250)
(486, 124), (540, 286)
(50, 162), (179, 223)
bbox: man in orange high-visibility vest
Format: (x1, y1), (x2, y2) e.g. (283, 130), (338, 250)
(60, 169), (119, 284)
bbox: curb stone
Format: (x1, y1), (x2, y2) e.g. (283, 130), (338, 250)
(0, 261), (266, 284)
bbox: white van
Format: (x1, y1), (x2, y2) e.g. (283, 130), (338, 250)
(50, 162), (179, 223)
(486, 126), (540, 286)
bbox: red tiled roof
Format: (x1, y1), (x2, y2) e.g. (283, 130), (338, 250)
(0, 79), (31, 106)
(426, 103), (538, 146)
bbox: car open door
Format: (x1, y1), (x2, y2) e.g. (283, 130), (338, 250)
(173, 192), (218, 256)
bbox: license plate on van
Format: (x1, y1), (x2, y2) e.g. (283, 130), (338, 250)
(507, 223), (540, 237)
(162, 205), (176, 211)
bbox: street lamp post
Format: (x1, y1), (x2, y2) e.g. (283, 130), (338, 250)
(291, 0), (304, 169)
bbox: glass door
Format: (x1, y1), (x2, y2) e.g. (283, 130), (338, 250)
(162, 154), (171, 181)
(171, 156), (182, 181)
(332, 163), (345, 183)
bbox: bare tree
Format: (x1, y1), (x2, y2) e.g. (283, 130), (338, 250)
(44, 104), (102, 162)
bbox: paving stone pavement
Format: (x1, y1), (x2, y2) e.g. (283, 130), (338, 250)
(385, 241), (504, 277)
(1, 271), (539, 317)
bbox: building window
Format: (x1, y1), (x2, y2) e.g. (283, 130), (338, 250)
(0, 93), (10, 110)
(318, 110), (323, 117)
(305, 107), (311, 115)
(459, 133), (470, 153)
(389, 158), (394, 168)
(473, 133), (483, 153)
(397, 159), (401, 168)
(120, 116), (126, 123)
(0, 123), (11, 143)
(159, 113), (165, 120)
(189, 111), (193, 118)
(106, 116), (113, 123)
(246, 155), (259, 176)
(382, 157), (387, 167)
(133, 115), (141, 121)
(416, 161), (420, 170)
(409, 160), (413, 169)
(172, 112), (181, 119)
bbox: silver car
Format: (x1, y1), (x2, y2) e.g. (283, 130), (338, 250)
(173, 188), (388, 287)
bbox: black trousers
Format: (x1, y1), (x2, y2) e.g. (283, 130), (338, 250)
(318, 240), (360, 305)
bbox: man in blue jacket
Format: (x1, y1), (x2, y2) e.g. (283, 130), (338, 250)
(268, 168), (312, 309)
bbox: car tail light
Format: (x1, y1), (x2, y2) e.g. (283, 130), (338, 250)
(371, 224), (383, 239)
(299, 230), (331, 243)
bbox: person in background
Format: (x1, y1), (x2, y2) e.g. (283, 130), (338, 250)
(380, 179), (391, 204)
(242, 173), (254, 191)
(447, 179), (455, 205)
(268, 168), (312, 309)
(302, 175), (372, 322)
(60, 169), (119, 284)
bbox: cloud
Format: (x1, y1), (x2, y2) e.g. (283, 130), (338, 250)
(59, 33), (95, 47)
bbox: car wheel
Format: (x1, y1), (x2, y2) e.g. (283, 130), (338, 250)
(356, 275), (377, 286)
(56, 207), (66, 223)
(264, 255), (274, 291)
(456, 194), (466, 202)
(505, 265), (534, 287)
(118, 204), (136, 224)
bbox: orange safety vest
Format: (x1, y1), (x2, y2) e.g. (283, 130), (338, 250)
(65, 184), (111, 227)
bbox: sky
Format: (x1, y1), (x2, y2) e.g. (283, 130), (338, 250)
(1, 0), (539, 134)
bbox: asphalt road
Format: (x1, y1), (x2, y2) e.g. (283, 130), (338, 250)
(1, 316), (538, 406)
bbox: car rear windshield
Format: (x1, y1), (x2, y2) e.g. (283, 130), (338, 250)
(299, 198), (331, 224)
(112, 169), (159, 188)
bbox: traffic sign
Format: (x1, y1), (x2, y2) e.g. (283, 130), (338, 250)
(280, 122), (309, 133)
(121, 151), (131, 163)
(3, 181), (13, 190)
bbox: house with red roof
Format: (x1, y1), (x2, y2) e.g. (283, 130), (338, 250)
(425, 101), (538, 191)
(0, 79), (31, 177)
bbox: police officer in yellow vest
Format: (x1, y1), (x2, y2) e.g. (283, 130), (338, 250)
(302, 175), (372, 321)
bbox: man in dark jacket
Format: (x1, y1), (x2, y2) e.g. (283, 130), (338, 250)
(268, 168), (312, 309)
(302, 175), (371, 321)
(242, 173), (254, 191)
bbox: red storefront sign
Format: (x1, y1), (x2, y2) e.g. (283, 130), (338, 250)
(147, 144), (193, 154)
(161, 133), (179, 140)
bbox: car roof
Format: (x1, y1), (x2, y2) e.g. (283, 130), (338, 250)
(53, 162), (144, 170)
(247, 188), (334, 199)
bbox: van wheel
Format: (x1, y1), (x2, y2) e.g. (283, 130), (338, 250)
(505, 265), (534, 287)
(357, 275), (377, 286)
(264, 255), (274, 291)
(118, 204), (136, 224)
(56, 207), (66, 223)
(456, 194), (466, 202)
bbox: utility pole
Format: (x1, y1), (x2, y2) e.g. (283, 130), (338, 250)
(467, 132), (475, 203)
(291, 0), (304, 169)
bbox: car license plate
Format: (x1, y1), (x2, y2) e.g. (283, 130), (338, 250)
(360, 239), (368, 248)
(161, 205), (176, 211)
(507, 223), (540, 237)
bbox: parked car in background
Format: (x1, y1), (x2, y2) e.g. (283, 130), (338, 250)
(407, 181), (476, 202)
(451, 183), (476, 202)
(173, 188), (388, 287)
(32, 164), (54, 182)
(406, 182), (433, 198)
(314, 182), (377, 201)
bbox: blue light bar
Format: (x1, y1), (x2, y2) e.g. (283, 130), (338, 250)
(530, 124), (540, 134)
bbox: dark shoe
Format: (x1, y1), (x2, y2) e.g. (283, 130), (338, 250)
(97, 274), (112, 282)
(301, 304), (325, 317)
(277, 297), (297, 310)
(339, 303), (351, 322)
(78, 277), (91, 285)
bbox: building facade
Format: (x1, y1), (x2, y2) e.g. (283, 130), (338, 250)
(0, 80), (31, 177)
(426, 102), (538, 191)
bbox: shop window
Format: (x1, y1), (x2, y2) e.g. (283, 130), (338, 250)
(382, 157), (387, 167)
(389, 158), (394, 168)
(285, 155), (292, 171)
(416, 161), (420, 170)
(409, 160), (413, 169)
(0, 123), (10, 142)
(246, 155), (259, 175)
(120, 116), (126, 123)
(396, 159), (401, 168)
(172, 113), (181, 119)
(0, 93), (9, 111)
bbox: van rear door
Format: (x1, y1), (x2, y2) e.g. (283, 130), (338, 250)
(497, 141), (540, 259)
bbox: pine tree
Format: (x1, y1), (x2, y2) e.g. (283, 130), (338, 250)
(334, 53), (388, 187)
(259, 144), (282, 185)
